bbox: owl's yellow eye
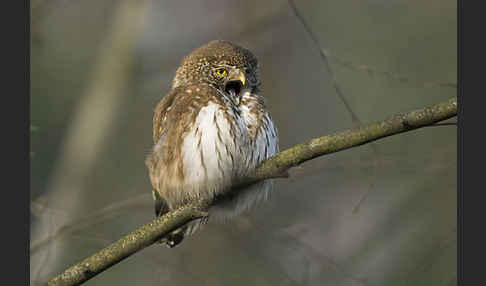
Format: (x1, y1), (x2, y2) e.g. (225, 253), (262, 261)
(216, 68), (227, 77)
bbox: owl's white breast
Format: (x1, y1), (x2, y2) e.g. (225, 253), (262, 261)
(179, 97), (278, 220)
(181, 102), (248, 200)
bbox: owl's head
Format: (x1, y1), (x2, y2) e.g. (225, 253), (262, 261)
(172, 40), (260, 98)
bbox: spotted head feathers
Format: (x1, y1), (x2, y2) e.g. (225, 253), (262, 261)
(172, 40), (260, 95)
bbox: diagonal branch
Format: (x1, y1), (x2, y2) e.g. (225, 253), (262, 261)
(246, 97), (457, 183)
(48, 202), (210, 286)
(287, 0), (382, 214)
(48, 97), (457, 286)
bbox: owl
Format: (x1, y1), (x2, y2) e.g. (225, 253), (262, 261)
(145, 40), (279, 247)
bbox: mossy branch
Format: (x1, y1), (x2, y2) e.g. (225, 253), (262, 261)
(48, 97), (457, 286)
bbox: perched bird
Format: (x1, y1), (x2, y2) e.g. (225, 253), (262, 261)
(145, 40), (279, 247)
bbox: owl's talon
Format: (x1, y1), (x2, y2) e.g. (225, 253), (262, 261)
(165, 241), (175, 248)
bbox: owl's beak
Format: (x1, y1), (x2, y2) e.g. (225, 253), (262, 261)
(225, 69), (246, 102)
(227, 69), (246, 86)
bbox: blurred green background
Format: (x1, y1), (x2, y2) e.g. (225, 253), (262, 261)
(30, 0), (457, 285)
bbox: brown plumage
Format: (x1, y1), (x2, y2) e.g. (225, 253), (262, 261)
(146, 40), (278, 247)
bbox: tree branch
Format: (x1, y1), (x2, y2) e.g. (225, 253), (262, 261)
(246, 97), (457, 183)
(48, 97), (457, 286)
(47, 202), (209, 286)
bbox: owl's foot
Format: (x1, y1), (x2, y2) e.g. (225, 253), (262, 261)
(165, 231), (184, 248)
(157, 228), (185, 248)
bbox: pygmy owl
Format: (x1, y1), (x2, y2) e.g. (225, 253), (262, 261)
(145, 40), (279, 247)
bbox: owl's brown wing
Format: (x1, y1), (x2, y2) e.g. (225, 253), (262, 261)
(152, 90), (178, 144)
(150, 90), (178, 217)
(149, 85), (216, 217)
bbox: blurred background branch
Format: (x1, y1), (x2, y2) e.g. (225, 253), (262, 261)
(30, 194), (151, 254)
